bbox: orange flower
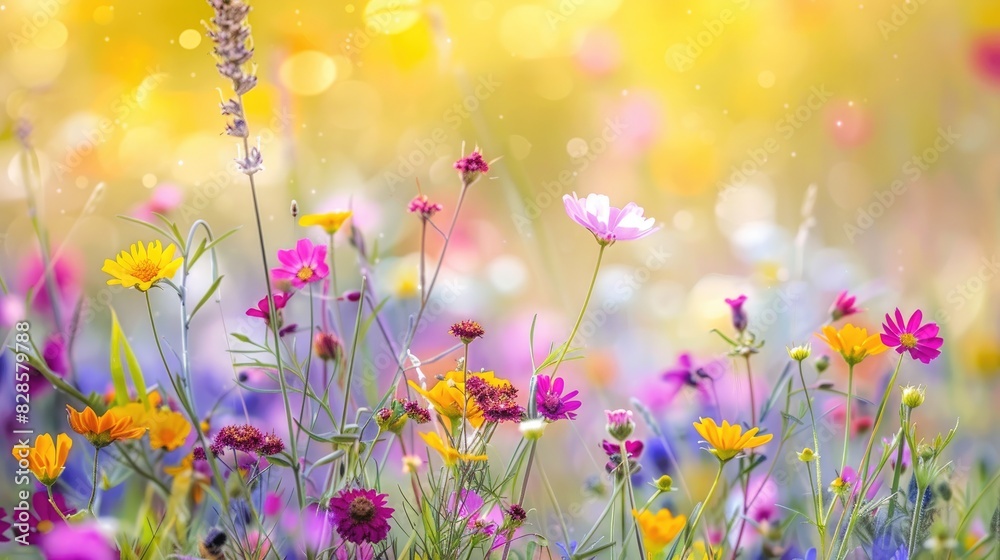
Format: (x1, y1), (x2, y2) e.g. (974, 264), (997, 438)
(66, 405), (146, 448)
(408, 370), (511, 429)
(693, 418), (773, 462)
(11, 433), (72, 486)
(147, 409), (192, 451)
(633, 507), (687, 551)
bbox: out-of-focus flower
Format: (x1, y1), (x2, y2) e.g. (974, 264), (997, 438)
(798, 448), (818, 462)
(66, 406), (145, 448)
(605, 409), (635, 441)
(206, 0), (257, 95)
(0, 295), (25, 328)
(972, 35), (1000, 85)
(830, 290), (861, 321)
(42, 334), (68, 376)
(654, 475), (674, 492)
(0, 507), (9, 543)
(147, 409), (192, 451)
(449, 320), (485, 344)
(131, 184), (183, 220)
(313, 331), (342, 362)
(299, 210), (353, 234)
(39, 521), (117, 560)
(881, 309), (943, 364)
(419, 432), (488, 466)
(724, 295), (748, 333)
(102, 241), (183, 292)
(11, 433), (71, 486)
(633, 507), (686, 551)
(272, 238), (329, 289)
(24, 491), (75, 544)
(340, 290), (362, 302)
(655, 353), (720, 409)
(534, 374), (581, 422)
(815, 355), (831, 373)
(562, 192), (657, 246)
(408, 194), (442, 219)
(787, 344), (811, 362)
(884, 437), (910, 472)
(17, 252), (80, 315)
(816, 324), (888, 366)
(454, 150), (490, 186)
(519, 418), (546, 440)
(402, 454), (422, 473)
(693, 418), (773, 462)
(328, 488), (394, 544)
(164, 452), (212, 504)
(901, 385), (926, 409)
(842, 466), (880, 500)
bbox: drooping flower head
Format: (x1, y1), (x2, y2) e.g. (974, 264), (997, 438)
(11, 433), (71, 486)
(633, 507), (687, 552)
(102, 240), (183, 292)
(534, 374), (581, 422)
(693, 418), (773, 462)
(454, 150), (490, 186)
(816, 324), (889, 366)
(562, 192), (657, 246)
(299, 210), (353, 235)
(724, 294), (748, 333)
(246, 292), (293, 329)
(830, 290), (861, 321)
(313, 330), (342, 362)
(66, 405), (146, 448)
(420, 431), (488, 467)
(329, 488), (394, 544)
(272, 238), (329, 289)
(449, 320), (485, 344)
(408, 194), (443, 219)
(881, 309), (943, 364)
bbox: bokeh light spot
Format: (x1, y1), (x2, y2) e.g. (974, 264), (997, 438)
(500, 5), (558, 59)
(34, 20), (68, 50)
(280, 51), (337, 96)
(93, 5), (114, 25)
(179, 29), (202, 50)
(364, 0), (422, 35)
(757, 70), (776, 88)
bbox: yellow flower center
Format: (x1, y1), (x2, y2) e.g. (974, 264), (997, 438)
(37, 519), (54, 533)
(296, 267), (314, 281)
(131, 259), (160, 282)
(900, 333), (917, 348)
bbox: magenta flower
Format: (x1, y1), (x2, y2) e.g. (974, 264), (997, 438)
(830, 290), (861, 321)
(562, 192), (657, 246)
(39, 521), (117, 560)
(329, 487), (394, 544)
(272, 238), (329, 289)
(842, 466), (881, 500)
(408, 194), (443, 219)
(246, 292), (295, 335)
(454, 151), (490, 186)
(724, 294), (748, 333)
(535, 375), (581, 421)
(656, 353), (720, 409)
(880, 309), (943, 364)
(602, 439), (643, 474)
(0, 508), (9, 543)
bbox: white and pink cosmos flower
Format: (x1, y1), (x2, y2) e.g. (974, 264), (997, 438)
(562, 192), (658, 246)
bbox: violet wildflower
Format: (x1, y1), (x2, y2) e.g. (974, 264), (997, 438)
(402, 399), (431, 423)
(534, 374), (581, 422)
(881, 308), (943, 364)
(505, 504), (527, 529)
(466, 376), (524, 424)
(605, 409), (635, 441)
(328, 488), (394, 544)
(562, 192), (658, 246)
(205, 0), (257, 116)
(725, 294), (748, 333)
(454, 150), (490, 186)
(449, 320), (485, 344)
(258, 432), (285, 456)
(211, 424), (265, 455)
(602, 439), (644, 476)
(830, 290), (861, 321)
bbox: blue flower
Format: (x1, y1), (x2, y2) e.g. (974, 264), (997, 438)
(556, 540), (578, 559)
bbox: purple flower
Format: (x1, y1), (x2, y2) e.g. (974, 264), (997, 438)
(725, 294), (748, 333)
(211, 424), (265, 455)
(329, 487), (393, 544)
(534, 375), (581, 421)
(408, 194), (443, 219)
(272, 238), (329, 289)
(466, 376), (524, 423)
(454, 151), (490, 186)
(601, 439), (643, 475)
(880, 308), (943, 364)
(246, 292), (293, 330)
(39, 521), (117, 560)
(830, 290), (861, 321)
(0, 508), (9, 543)
(656, 353), (719, 409)
(842, 466), (880, 500)
(449, 320), (485, 343)
(562, 192), (658, 246)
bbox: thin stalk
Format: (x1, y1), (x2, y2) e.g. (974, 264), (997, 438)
(87, 449), (100, 514)
(46, 485), (68, 521)
(683, 462), (724, 557)
(907, 483), (926, 555)
(338, 276), (367, 430)
(500, 441), (536, 560)
(887, 409), (911, 519)
(745, 355), (757, 428)
(620, 441), (646, 559)
(797, 359), (827, 558)
(841, 364), (855, 474)
(549, 244), (606, 378)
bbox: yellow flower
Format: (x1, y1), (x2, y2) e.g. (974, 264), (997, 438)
(298, 210), (352, 234)
(11, 433), (72, 486)
(633, 507), (687, 551)
(419, 432), (488, 467)
(408, 370), (511, 429)
(165, 452), (210, 504)
(147, 409), (192, 451)
(815, 324), (888, 366)
(693, 418), (773, 462)
(102, 240), (183, 292)
(66, 405), (146, 448)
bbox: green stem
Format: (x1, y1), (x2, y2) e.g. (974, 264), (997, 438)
(907, 483), (926, 555)
(87, 449), (100, 514)
(47, 485), (69, 521)
(841, 363), (854, 474)
(683, 462), (724, 556)
(887, 409), (910, 519)
(797, 360), (827, 558)
(549, 244), (606, 378)
(620, 441), (646, 559)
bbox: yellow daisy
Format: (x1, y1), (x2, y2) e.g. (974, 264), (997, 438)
(147, 409), (192, 451)
(633, 507), (687, 552)
(299, 210), (353, 234)
(102, 240), (183, 292)
(693, 418), (773, 462)
(816, 324), (888, 366)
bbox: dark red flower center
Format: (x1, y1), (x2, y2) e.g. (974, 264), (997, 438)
(349, 497), (376, 523)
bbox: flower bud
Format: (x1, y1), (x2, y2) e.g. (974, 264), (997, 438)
(787, 344), (811, 362)
(374, 407), (407, 433)
(829, 476), (850, 496)
(605, 409), (635, 441)
(313, 331), (342, 362)
(798, 447), (818, 462)
(402, 454), (422, 474)
(901, 385), (925, 409)
(724, 295), (748, 333)
(654, 475), (674, 492)
(814, 355), (830, 374)
(518, 418), (546, 441)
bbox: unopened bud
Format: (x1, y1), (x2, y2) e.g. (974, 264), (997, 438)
(901, 385), (925, 409)
(290, 199), (299, 218)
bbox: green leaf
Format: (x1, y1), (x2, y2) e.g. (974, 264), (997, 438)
(116, 215), (180, 247)
(266, 454), (293, 468)
(187, 227), (240, 268)
(188, 275), (224, 321)
(110, 308), (149, 407)
(305, 450), (346, 476)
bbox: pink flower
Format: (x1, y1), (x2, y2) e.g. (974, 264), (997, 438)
(454, 151), (490, 186)
(131, 184), (183, 220)
(830, 290), (861, 321)
(408, 194), (442, 219)
(272, 238), (329, 289)
(880, 309), (943, 364)
(724, 294), (748, 333)
(562, 192), (657, 246)
(246, 292), (293, 327)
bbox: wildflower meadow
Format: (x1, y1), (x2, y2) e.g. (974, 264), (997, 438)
(2, 1), (1000, 559)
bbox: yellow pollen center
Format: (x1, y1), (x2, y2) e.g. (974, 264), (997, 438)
(131, 259), (160, 282)
(296, 267), (314, 281)
(899, 333), (917, 348)
(37, 519), (54, 533)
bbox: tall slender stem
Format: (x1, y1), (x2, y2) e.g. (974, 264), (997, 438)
(620, 441), (646, 559)
(87, 449), (100, 514)
(745, 355), (757, 427)
(798, 360), (827, 558)
(549, 244), (606, 379)
(907, 483), (926, 554)
(841, 364), (854, 474)
(683, 462), (724, 556)
(887, 409), (910, 519)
